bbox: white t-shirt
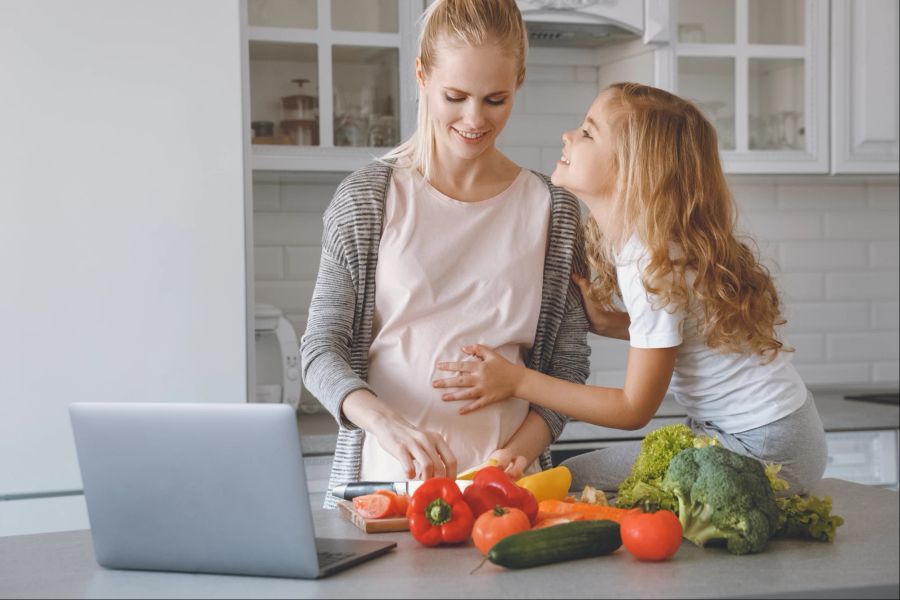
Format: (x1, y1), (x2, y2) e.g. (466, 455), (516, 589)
(617, 235), (807, 433)
(360, 167), (550, 480)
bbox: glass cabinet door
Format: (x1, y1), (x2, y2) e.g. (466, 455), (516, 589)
(677, 0), (735, 43)
(332, 45), (400, 147)
(245, 0), (420, 170)
(331, 0), (398, 33)
(671, 0), (828, 173)
(678, 57), (735, 150)
(249, 42), (319, 146)
(249, 0), (317, 29)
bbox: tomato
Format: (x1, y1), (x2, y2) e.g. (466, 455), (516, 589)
(471, 506), (532, 555)
(620, 508), (683, 561)
(374, 490), (409, 516)
(353, 494), (394, 519)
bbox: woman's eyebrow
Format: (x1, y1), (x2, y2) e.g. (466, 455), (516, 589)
(443, 86), (510, 97)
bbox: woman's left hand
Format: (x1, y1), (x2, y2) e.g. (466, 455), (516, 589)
(432, 344), (523, 414)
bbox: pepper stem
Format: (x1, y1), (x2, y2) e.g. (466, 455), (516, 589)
(426, 498), (453, 526)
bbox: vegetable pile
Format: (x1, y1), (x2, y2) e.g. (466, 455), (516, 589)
(616, 424), (845, 554)
(406, 464), (673, 568)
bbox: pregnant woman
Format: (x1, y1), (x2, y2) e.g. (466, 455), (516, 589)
(301, 0), (591, 507)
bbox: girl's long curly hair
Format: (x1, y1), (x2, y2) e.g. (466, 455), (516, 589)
(586, 83), (789, 361)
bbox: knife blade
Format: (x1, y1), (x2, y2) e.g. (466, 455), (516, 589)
(331, 480), (474, 501)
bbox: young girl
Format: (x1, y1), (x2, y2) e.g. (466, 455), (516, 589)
(301, 0), (590, 508)
(433, 82), (828, 494)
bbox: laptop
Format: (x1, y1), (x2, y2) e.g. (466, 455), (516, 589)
(69, 402), (396, 579)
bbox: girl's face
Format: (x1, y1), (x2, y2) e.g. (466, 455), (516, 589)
(552, 93), (618, 204)
(417, 41), (518, 162)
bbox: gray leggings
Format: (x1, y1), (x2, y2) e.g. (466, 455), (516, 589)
(561, 391), (828, 496)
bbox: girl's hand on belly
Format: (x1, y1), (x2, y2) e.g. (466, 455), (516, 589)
(370, 416), (458, 480)
(433, 344), (525, 415)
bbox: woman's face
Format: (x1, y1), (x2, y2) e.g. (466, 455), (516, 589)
(417, 41), (518, 162)
(552, 93), (618, 205)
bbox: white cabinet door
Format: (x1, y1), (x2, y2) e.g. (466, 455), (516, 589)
(831, 0), (900, 174)
(824, 430), (899, 487)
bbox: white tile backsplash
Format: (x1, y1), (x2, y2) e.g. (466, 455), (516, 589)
(779, 241), (869, 270)
(826, 271), (900, 300)
(872, 302), (900, 329)
(777, 184), (868, 209)
(870, 241), (900, 268)
(826, 212), (900, 239)
(253, 51), (899, 389)
(785, 302), (869, 332)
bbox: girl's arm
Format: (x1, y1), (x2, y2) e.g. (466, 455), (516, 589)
(434, 344), (678, 430)
(487, 410), (553, 479)
(571, 273), (631, 340)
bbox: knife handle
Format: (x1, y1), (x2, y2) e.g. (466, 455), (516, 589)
(332, 481), (398, 500)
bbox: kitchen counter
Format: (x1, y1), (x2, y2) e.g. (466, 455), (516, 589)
(297, 390), (900, 455)
(0, 479), (896, 599)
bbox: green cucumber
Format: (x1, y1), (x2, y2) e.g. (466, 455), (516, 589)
(487, 520), (622, 569)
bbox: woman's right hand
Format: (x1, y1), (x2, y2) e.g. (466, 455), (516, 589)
(571, 273), (631, 340)
(368, 416), (459, 480)
(341, 389), (458, 480)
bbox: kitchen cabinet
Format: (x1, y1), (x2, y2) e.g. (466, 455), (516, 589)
(655, 0), (899, 175)
(824, 429), (899, 488)
(247, 0), (423, 172)
(831, 0), (900, 174)
(656, 0), (830, 174)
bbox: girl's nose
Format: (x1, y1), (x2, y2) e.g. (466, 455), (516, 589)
(562, 129), (574, 143)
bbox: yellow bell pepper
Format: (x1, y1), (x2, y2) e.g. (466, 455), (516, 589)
(457, 458), (498, 480)
(516, 466), (572, 502)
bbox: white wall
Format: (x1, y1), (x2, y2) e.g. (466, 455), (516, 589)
(252, 47), (899, 396)
(0, 0), (249, 511)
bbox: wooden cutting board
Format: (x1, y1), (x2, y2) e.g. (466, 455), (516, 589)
(336, 499), (410, 533)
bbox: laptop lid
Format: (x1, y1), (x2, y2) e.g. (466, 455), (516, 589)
(70, 402), (321, 579)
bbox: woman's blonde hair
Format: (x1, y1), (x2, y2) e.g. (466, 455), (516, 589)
(381, 0), (528, 180)
(586, 82), (788, 361)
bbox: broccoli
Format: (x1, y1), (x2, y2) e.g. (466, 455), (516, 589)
(661, 445), (780, 555)
(616, 424), (717, 512)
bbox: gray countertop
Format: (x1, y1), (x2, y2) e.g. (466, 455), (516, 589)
(0, 479), (896, 599)
(298, 389), (900, 455)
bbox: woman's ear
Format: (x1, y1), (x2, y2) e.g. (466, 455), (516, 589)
(415, 57), (427, 91)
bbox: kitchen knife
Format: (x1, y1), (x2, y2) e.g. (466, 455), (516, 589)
(331, 480), (474, 501)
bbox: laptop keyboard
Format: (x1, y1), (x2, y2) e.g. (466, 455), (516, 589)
(318, 550), (354, 567)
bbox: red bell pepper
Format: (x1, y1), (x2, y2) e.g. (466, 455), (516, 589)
(463, 466), (539, 524)
(408, 478), (475, 546)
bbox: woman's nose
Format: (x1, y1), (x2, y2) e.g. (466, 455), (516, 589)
(562, 129), (573, 143)
(463, 102), (488, 127)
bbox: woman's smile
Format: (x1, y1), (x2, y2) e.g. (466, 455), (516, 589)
(452, 126), (490, 144)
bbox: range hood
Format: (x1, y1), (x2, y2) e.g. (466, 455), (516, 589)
(518, 0), (668, 48)
(525, 20), (639, 48)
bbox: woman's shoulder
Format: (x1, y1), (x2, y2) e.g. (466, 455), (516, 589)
(324, 161), (395, 223)
(526, 170), (580, 214)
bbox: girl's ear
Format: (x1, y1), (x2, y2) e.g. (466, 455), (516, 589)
(415, 57), (427, 91)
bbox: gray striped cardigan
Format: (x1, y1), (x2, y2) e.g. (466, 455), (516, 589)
(300, 162), (591, 508)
